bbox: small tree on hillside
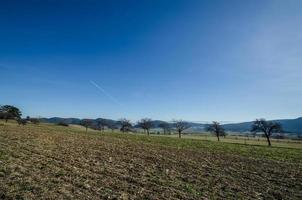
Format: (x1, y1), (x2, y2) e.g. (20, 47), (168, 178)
(174, 120), (190, 138)
(251, 119), (283, 146)
(159, 122), (171, 134)
(119, 118), (132, 133)
(80, 119), (93, 132)
(137, 118), (153, 136)
(97, 119), (108, 132)
(0, 105), (22, 122)
(206, 121), (226, 142)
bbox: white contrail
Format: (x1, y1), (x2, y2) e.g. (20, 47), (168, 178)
(89, 80), (122, 106)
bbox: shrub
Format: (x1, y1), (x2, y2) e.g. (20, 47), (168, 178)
(17, 118), (27, 126)
(57, 122), (69, 127)
(30, 118), (40, 124)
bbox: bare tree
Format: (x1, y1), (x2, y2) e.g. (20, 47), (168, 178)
(174, 120), (190, 138)
(251, 119), (282, 146)
(119, 118), (132, 133)
(97, 119), (108, 132)
(206, 121), (226, 142)
(80, 119), (93, 132)
(158, 121), (170, 135)
(108, 122), (118, 133)
(137, 118), (153, 136)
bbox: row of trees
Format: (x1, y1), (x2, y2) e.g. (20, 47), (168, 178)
(79, 118), (227, 140)
(80, 118), (184, 136)
(1, 105), (282, 146)
(80, 119), (120, 132)
(80, 117), (282, 146)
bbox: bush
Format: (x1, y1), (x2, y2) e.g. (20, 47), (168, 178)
(30, 118), (40, 124)
(57, 122), (69, 127)
(17, 118), (27, 126)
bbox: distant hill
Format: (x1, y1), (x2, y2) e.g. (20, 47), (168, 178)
(40, 117), (82, 124)
(273, 117), (302, 134)
(40, 117), (117, 127)
(40, 117), (302, 134)
(222, 117), (302, 134)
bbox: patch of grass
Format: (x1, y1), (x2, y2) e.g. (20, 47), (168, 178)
(103, 132), (302, 163)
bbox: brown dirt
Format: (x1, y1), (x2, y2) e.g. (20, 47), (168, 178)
(0, 123), (301, 199)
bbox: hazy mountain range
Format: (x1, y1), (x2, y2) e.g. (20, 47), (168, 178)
(40, 117), (302, 134)
(222, 117), (302, 134)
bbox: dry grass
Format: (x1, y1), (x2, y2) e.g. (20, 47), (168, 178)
(0, 121), (301, 199)
(155, 134), (302, 149)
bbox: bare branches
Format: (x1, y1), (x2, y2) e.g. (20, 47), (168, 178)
(206, 121), (226, 141)
(97, 119), (108, 132)
(159, 122), (171, 135)
(251, 119), (283, 146)
(80, 119), (93, 132)
(137, 118), (153, 136)
(173, 120), (190, 138)
(119, 118), (132, 133)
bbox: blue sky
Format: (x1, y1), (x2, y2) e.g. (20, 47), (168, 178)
(1, 0), (302, 122)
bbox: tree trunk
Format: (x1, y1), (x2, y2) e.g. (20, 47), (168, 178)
(178, 131), (181, 138)
(265, 134), (271, 146)
(217, 134), (220, 142)
(5, 118), (8, 123)
(147, 129), (149, 136)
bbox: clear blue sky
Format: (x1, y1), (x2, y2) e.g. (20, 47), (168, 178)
(1, 0), (302, 122)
